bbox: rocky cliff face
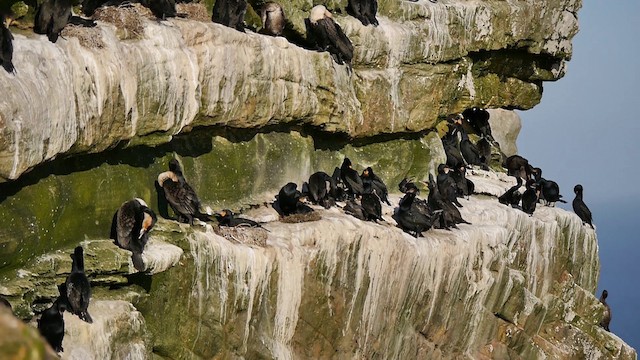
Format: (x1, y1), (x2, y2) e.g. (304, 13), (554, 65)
(0, 0), (579, 182)
(1, 0), (634, 358)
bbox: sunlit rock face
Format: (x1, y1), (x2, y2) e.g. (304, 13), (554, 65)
(1, 171), (635, 358)
(0, 0), (579, 182)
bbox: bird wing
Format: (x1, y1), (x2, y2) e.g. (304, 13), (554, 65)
(163, 179), (201, 216)
(317, 18), (353, 62)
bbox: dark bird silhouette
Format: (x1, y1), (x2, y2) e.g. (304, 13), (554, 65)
(343, 199), (366, 220)
(34, 0), (96, 43)
(306, 171), (337, 209)
(110, 198), (157, 272)
(437, 164), (463, 208)
(462, 107), (493, 141)
(142, 0), (179, 20)
(37, 284), (67, 353)
(347, 0), (378, 26)
(392, 186), (433, 237)
(599, 289), (611, 331)
(521, 179), (539, 215)
(212, 0), (247, 32)
(34, 0), (72, 43)
(450, 165), (474, 199)
(498, 176), (523, 208)
(306, 5), (354, 67)
(538, 178), (565, 206)
(274, 182), (313, 216)
(340, 158), (364, 198)
(260, 2), (285, 36)
(459, 129), (490, 171)
(215, 209), (267, 230)
(361, 166), (391, 205)
(503, 155), (534, 181)
(572, 184), (593, 228)
(1, 14), (14, 74)
(441, 115), (466, 168)
(66, 246), (92, 323)
(427, 174), (470, 229)
(361, 183), (383, 222)
(398, 177), (418, 194)
(157, 159), (212, 225)
(476, 135), (492, 166)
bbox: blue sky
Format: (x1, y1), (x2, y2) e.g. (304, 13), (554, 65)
(517, 1), (640, 350)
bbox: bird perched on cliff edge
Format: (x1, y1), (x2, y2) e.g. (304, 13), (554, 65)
(572, 184), (593, 228)
(0, 13), (14, 74)
(260, 2), (285, 36)
(111, 198), (157, 272)
(157, 159), (214, 225)
(65, 246), (93, 323)
(306, 5), (354, 68)
(599, 290), (611, 331)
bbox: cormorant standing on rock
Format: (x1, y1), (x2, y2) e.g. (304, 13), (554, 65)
(347, 0), (378, 26)
(392, 185), (433, 237)
(437, 164), (463, 208)
(450, 165), (474, 199)
(459, 128), (486, 169)
(498, 177), (522, 208)
(339, 158), (364, 198)
(34, 0), (96, 43)
(110, 198), (157, 272)
(361, 166), (391, 205)
(344, 199), (366, 220)
(462, 107), (493, 141)
(212, 0), (247, 32)
(37, 284), (67, 353)
(1, 14), (14, 74)
(599, 290), (611, 331)
(521, 179), (539, 215)
(260, 2), (285, 36)
(361, 183), (383, 222)
(305, 171), (337, 209)
(274, 182), (313, 216)
(34, 0), (72, 43)
(157, 159), (213, 225)
(572, 184), (593, 228)
(306, 5), (354, 67)
(66, 246), (93, 323)
(503, 155), (534, 180)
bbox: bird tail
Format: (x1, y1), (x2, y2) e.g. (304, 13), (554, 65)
(131, 252), (146, 273)
(557, 199), (567, 203)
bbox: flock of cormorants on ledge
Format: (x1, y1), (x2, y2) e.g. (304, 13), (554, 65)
(0, 0), (611, 353)
(0, 106), (605, 353)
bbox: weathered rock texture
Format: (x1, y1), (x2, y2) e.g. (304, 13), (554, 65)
(0, 0), (579, 182)
(1, 171), (635, 359)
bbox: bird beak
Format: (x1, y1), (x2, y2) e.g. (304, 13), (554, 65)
(138, 228), (148, 240)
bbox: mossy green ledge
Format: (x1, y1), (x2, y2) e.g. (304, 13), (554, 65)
(0, 0), (580, 182)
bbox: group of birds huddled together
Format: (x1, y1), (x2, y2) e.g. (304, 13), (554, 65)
(0, 107), (611, 352)
(0, 0), (439, 74)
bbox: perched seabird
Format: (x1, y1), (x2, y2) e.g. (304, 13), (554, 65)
(503, 155), (534, 180)
(426, 174), (469, 229)
(498, 176), (523, 208)
(361, 183), (383, 222)
(340, 158), (364, 198)
(110, 198), (157, 272)
(65, 246), (93, 323)
(437, 164), (463, 208)
(392, 186), (433, 237)
(215, 209), (267, 230)
(462, 107), (493, 141)
(599, 289), (611, 332)
(34, 0), (96, 43)
(459, 128), (488, 169)
(521, 179), (539, 215)
(0, 14), (14, 74)
(361, 166), (391, 205)
(260, 2), (285, 36)
(157, 159), (213, 225)
(306, 171), (337, 209)
(344, 198), (366, 220)
(450, 165), (474, 199)
(274, 182), (313, 216)
(37, 284), (67, 353)
(306, 5), (354, 67)
(212, 0), (247, 32)
(572, 184), (593, 228)
(347, 0), (378, 26)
